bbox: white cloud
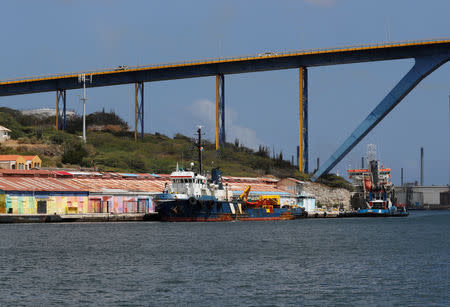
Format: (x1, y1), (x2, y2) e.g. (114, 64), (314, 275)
(305, 0), (336, 7)
(187, 99), (263, 150)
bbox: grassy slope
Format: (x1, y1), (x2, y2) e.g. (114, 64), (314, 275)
(0, 107), (353, 190)
(0, 108), (299, 177)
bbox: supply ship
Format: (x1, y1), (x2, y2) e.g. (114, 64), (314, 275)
(348, 144), (408, 217)
(154, 127), (304, 222)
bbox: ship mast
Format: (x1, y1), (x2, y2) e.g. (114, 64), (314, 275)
(196, 126), (203, 174)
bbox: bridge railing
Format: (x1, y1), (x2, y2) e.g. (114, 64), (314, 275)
(1, 37), (449, 84)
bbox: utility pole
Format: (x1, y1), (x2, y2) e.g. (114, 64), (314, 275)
(420, 147), (424, 186)
(78, 74), (92, 143)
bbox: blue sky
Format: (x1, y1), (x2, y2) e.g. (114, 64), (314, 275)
(1, 0), (449, 185)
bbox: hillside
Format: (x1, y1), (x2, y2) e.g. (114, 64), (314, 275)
(0, 107), (304, 178)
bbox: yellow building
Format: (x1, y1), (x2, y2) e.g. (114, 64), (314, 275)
(23, 155), (42, 169)
(0, 155), (41, 170)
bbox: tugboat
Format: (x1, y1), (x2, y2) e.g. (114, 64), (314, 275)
(348, 144), (408, 217)
(154, 127), (304, 221)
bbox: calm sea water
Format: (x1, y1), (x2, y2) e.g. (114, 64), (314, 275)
(0, 211), (448, 306)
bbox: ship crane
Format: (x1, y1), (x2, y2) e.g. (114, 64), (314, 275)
(239, 185), (281, 208)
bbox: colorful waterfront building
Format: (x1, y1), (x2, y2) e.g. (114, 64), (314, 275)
(0, 169), (306, 216)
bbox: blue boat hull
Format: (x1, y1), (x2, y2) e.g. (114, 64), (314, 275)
(356, 208), (408, 217)
(155, 197), (304, 222)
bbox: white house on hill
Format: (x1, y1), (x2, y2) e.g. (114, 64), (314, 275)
(0, 126), (11, 143)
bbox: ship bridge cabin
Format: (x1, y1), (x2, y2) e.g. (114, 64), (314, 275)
(169, 171), (209, 196)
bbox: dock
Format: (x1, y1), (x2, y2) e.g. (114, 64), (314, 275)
(0, 213), (160, 223)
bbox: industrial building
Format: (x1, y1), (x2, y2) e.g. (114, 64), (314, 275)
(395, 185), (449, 209)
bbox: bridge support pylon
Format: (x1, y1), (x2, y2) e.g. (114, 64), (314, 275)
(216, 74), (225, 150)
(134, 82), (144, 140)
(299, 67), (308, 173)
(56, 89), (66, 130)
(311, 54), (449, 181)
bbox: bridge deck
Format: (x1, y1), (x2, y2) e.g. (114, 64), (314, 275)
(0, 38), (449, 96)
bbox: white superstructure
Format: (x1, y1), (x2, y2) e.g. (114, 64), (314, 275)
(164, 169), (232, 201)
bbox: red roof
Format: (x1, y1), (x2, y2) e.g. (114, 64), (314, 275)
(347, 168), (391, 173)
(0, 155), (21, 161)
(0, 170), (289, 195)
(0, 177), (86, 192)
(22, 155), (38, 160)
(0, 169), (53, 177)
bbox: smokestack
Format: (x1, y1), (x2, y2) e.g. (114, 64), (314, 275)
(317, 157), (320, 170)
(420, 147), (424, 186)
(361, 157), (364, 169)
(296, 146), (300, 167)
(401, 168), (404, 186)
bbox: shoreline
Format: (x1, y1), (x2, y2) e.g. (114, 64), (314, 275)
(3, 209), (448, 223)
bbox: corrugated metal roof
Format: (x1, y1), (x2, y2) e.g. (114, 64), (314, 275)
(0, 177), (86, 192)
(0, 170), (289, 195)
(226, 182), (282, 193)
(232, 190), (290, 196)
(118, 173), (139, 177)
(0, 169), (54, 176)
(63, 178), (167, 193)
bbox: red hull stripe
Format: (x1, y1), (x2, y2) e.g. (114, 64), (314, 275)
(160, 216), (295, 222)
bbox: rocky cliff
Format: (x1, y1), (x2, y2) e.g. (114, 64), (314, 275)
(303, 182), (351, 209)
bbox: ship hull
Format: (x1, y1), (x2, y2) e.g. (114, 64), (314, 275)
(155, 198), (304, 222)
(356, 208), (409, 217)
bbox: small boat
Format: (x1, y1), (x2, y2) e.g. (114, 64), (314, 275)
(154, 127), (304, 222)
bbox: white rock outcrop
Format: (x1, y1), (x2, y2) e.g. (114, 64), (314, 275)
(303, 182), (351, 210)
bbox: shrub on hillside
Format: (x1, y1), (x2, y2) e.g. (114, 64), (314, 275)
(49, 131), (73, 145)
(62, 143), (88, 165)
(86, 110), (128, 129)
(0, 111), (25, 139)
(316, 174), (354, 191)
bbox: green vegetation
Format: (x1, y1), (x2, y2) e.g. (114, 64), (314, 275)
(0, 107), (353, 189)
(316, 174), (354, 191)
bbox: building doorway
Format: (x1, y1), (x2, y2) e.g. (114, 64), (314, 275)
(37, 201), (47, 214)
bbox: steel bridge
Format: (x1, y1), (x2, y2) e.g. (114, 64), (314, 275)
(0, 38), (449, 180)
